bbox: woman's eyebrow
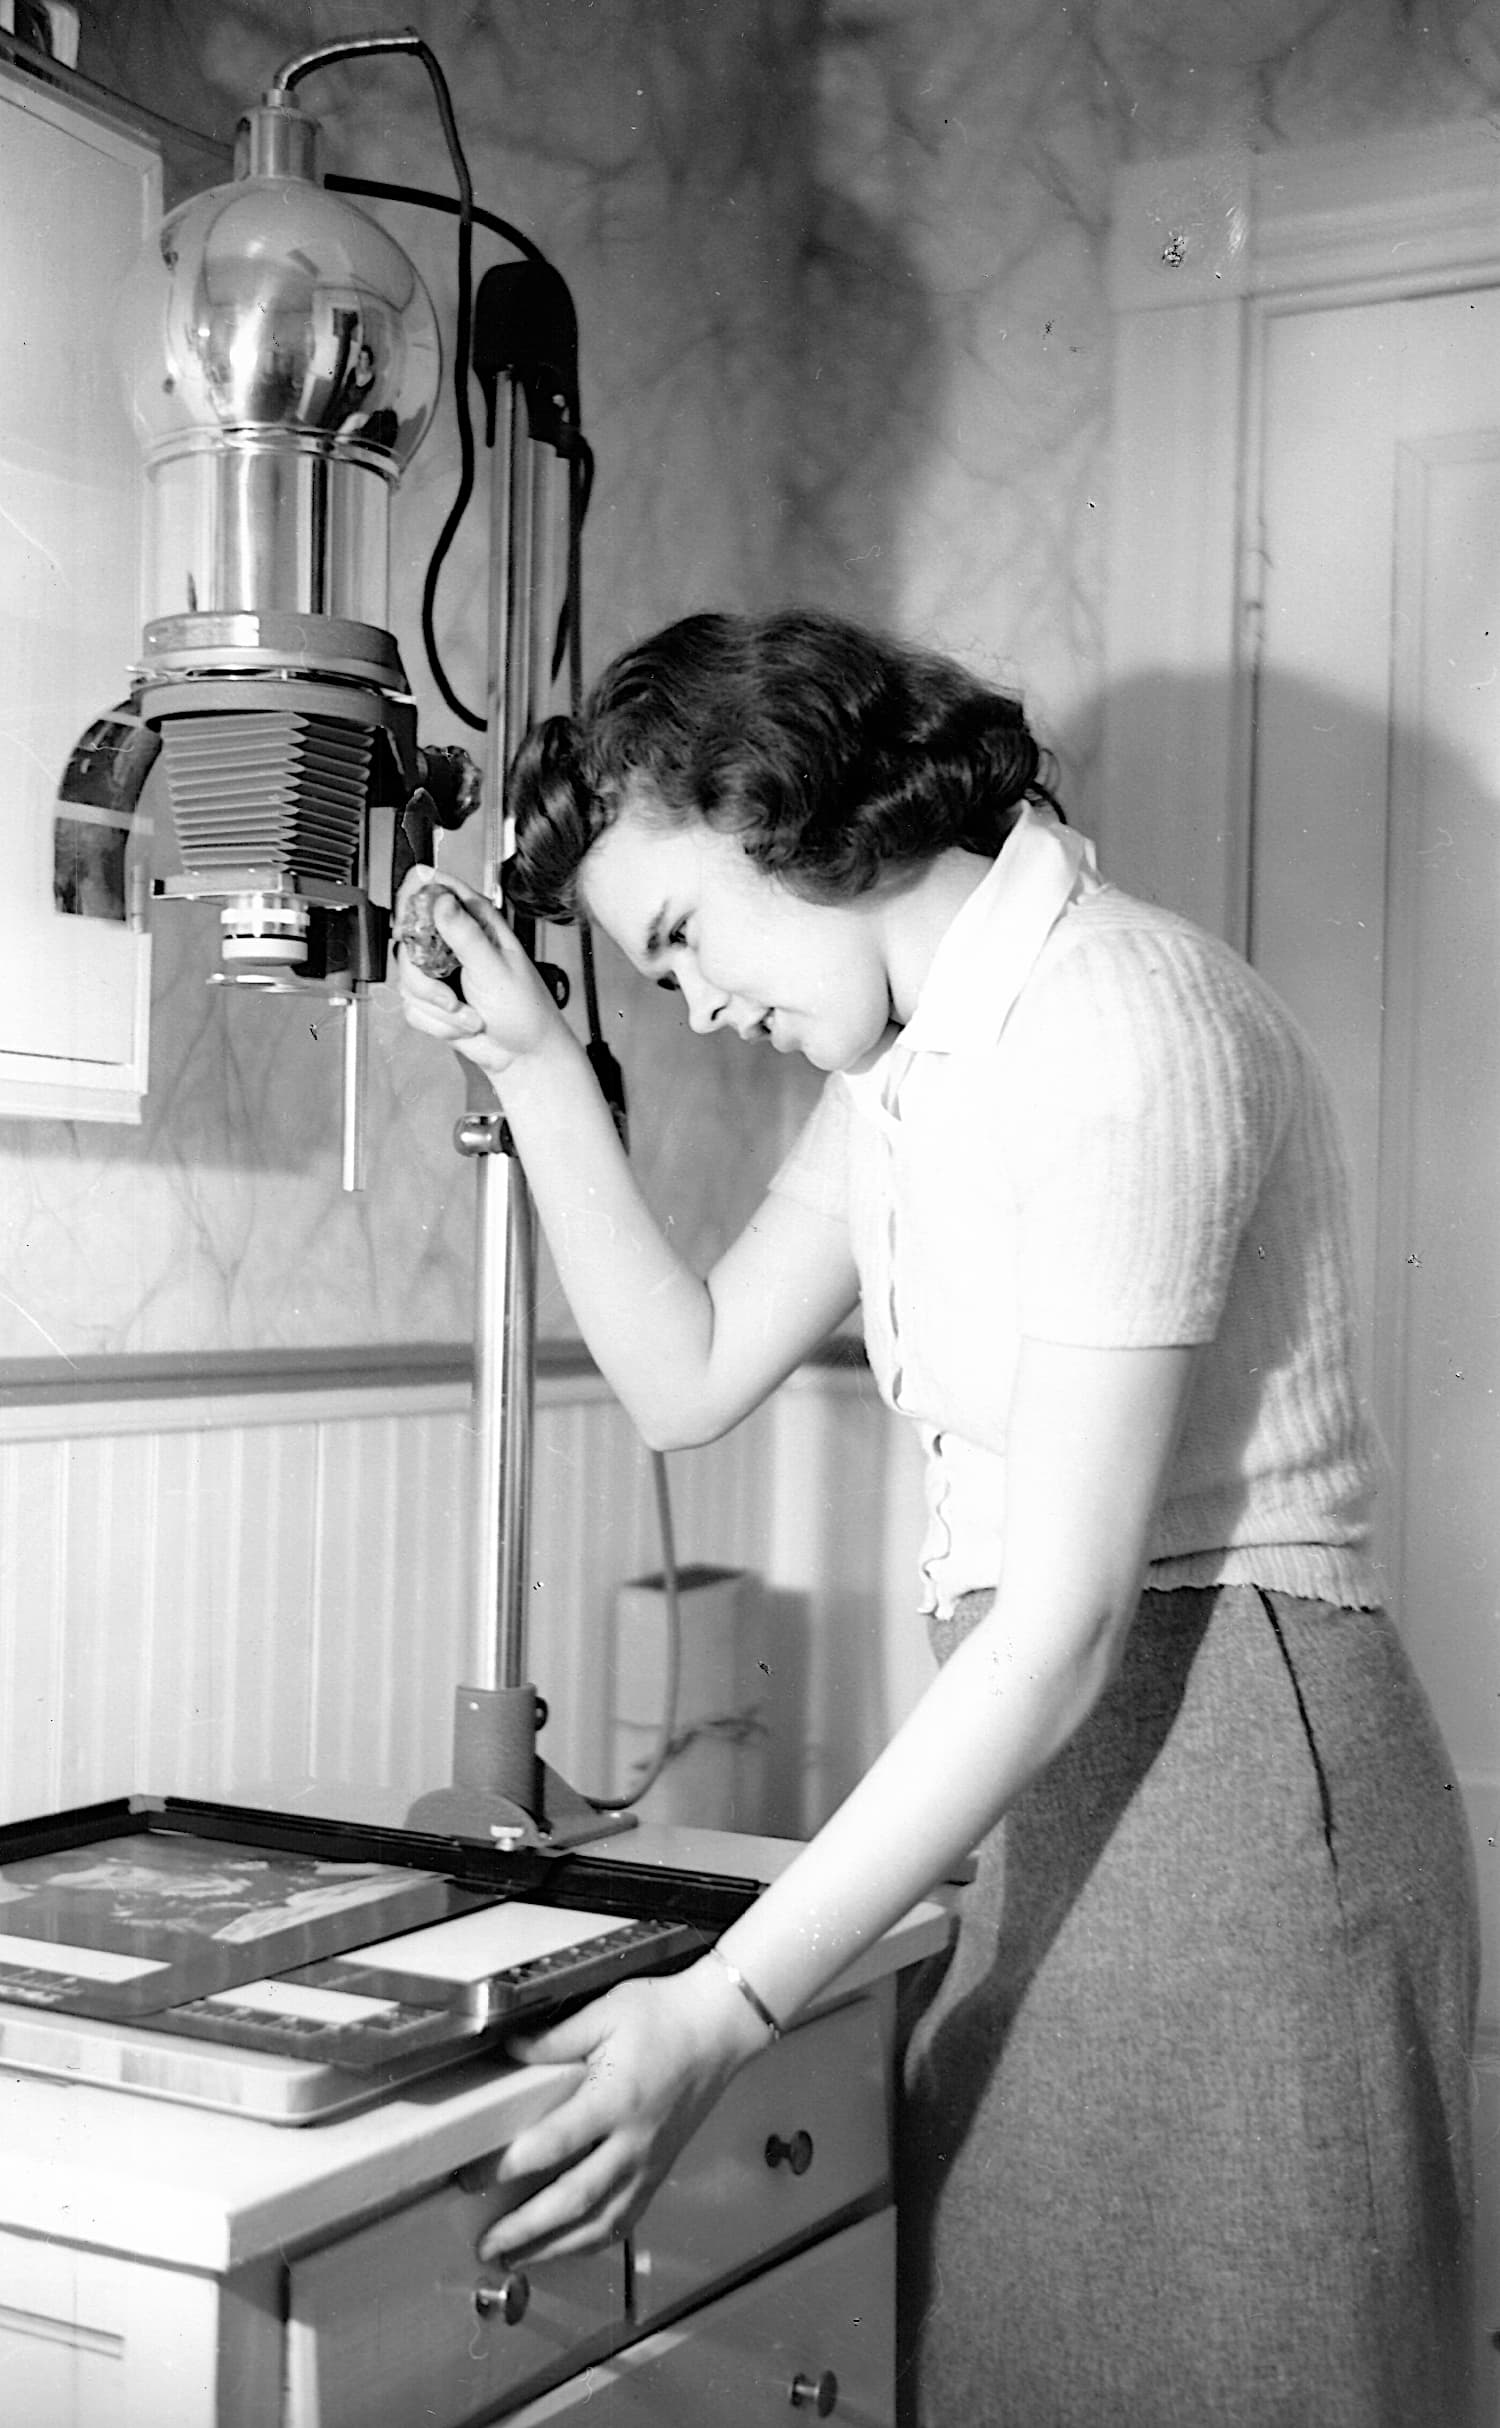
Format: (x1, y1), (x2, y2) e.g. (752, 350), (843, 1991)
(642, 907), (669, 961)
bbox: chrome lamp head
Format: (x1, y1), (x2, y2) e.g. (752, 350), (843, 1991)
(114, 84), (444, 989)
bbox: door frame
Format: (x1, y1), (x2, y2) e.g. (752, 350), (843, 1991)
(1099, 117), (1500, 946)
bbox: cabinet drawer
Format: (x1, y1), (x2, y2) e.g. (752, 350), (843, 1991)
(507, 2208), (896, 2426)
(633, 1993), (890, 2322)
(286, 2175), (626, 2428)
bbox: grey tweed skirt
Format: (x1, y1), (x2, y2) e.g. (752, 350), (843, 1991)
(896, 1585), (1479, 2428)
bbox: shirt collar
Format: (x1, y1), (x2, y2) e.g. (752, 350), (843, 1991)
(844, 805), (1100, 1116)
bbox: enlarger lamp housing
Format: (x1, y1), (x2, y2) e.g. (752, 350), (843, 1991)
(113, 93), (445, 991)
(116, 94), (440, 628)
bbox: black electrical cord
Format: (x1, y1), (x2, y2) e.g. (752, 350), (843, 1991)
(278, 40), (483, 725)
(325, 174), (548, 266)
(587, 1450), (687, 1815)
(565, 438), (607, 1050)
(553, 438), (685, 1817)
(551, 427), (596, 689)
(328, 129), (481, 728)
(326, 173), (597, 731)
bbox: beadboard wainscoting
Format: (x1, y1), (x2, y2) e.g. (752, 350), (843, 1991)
(0, 1346), (927, 1842)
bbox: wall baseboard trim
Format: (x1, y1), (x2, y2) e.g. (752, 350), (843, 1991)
(0, 1335), (872, 1440)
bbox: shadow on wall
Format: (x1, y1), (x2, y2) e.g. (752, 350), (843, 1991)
(1058, 663), (1500, 1681)
(792, 184), (949, 633)
(80, 0), (252, 199)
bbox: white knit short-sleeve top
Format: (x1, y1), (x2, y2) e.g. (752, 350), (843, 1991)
(770, 808), (1381, 1620)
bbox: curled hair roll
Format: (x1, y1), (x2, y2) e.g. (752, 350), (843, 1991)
(506, 714), (610, 921)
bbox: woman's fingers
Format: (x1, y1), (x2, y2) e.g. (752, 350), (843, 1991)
(393, 866), (549, 1071)
(476, 2069), (649, 2263)
(503, 2002), (616, 2069)
(479, 2138), (638, 2265)
(493, 2074), (620, 2189)
(472, 1976), (753, 2264)
(403, 995), (484, 1043)
(482, 2088), (663, 2262)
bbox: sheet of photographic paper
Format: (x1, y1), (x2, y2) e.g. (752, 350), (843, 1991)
(156, 1971), (496, 2069)
(149, 1904), (705, 2067)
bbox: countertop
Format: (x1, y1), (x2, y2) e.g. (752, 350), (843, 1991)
(0, 1826), (951, 2276)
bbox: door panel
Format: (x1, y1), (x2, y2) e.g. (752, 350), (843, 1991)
(1252, 286), (1500, 2016)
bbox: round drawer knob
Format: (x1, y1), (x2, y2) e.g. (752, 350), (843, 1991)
(474, 2268), (530, 2326)
(789, 2367), (839, 2415)
(765, 2127), (814, 2175)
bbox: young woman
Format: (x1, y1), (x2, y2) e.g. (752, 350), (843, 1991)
(396, 609), (1478, 2427)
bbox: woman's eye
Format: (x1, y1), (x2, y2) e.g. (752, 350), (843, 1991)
(653, 917), (689, 986)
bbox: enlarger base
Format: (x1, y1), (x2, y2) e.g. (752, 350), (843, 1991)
(405, 1763), (635, 1852)
(406, 1681), (636, 1851)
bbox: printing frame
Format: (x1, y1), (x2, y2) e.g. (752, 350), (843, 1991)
(0, 1793), (766, 2070)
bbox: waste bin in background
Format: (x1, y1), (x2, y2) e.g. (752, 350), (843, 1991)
(609, 1565), (768, 1830)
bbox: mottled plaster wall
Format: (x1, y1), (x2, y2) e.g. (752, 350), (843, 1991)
(797, 0), (1500, 803)
(3, 0), (820, 1355)
(5, 0), (1500, 1359)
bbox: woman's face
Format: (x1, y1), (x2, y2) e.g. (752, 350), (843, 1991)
(578, 797), (897, 1073)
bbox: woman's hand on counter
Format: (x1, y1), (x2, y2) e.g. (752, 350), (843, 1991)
(474, 1958), (773, 2266)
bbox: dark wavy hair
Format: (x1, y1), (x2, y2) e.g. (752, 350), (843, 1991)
(506, 608), (1060, 922)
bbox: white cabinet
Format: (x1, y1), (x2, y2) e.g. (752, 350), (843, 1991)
(283, 1986), (901, 2428)
(0, 59), (157, 1119)
(632, 1991), (890, 2324)
(0, 1855), (951, 2428)
(286, 2177), (626, 2428)
(507, 2211), (896, 2427)
(0, 2226), (280, 2428)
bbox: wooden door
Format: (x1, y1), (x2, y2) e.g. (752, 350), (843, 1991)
(1105, 131), (1500, 2410)
(1250, 279), (1500, 2024)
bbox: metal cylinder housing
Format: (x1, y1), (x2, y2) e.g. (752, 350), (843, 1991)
(114, 103), (442, 633)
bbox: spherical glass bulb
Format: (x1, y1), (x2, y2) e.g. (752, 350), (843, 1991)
(115, 159), (441, 473)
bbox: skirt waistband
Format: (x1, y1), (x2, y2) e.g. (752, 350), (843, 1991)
(925, 1580), (1380, 1670)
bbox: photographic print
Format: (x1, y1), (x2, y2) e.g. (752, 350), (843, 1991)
(0, 1830), (457, 2016)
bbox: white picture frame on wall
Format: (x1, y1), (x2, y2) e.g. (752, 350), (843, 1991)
(0, 57), (159, 1120)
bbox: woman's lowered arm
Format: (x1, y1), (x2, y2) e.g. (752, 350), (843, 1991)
(478, 1333), (1198, 2264)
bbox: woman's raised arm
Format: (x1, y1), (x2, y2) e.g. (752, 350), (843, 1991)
(396, 868), (859, 1445)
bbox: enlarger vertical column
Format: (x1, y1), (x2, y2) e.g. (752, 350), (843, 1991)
(409, 264), (625, 1846)
(467, 373), (550, 1703)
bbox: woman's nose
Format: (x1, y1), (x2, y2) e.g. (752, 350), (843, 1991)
(678, 964), (732, 1034)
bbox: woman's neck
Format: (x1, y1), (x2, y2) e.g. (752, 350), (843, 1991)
(879, 848), (996, 1025)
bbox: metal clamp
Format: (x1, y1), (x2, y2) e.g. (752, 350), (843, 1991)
(454, 1110), (513, 1158)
